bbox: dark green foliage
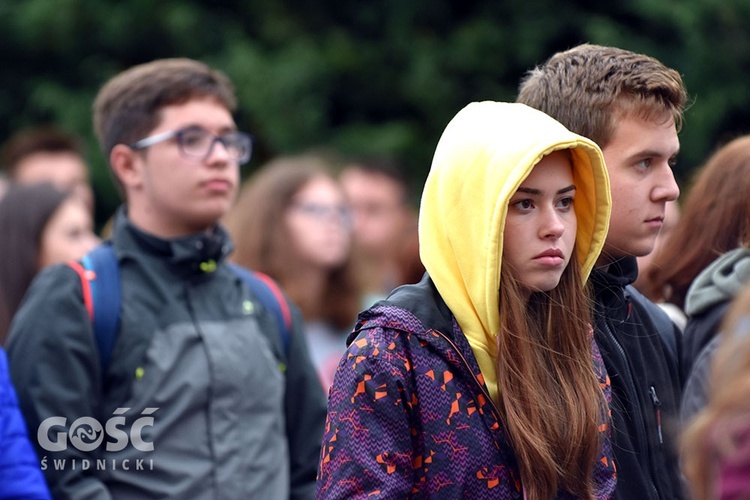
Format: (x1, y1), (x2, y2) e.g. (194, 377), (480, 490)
(2, 0), (749, 224)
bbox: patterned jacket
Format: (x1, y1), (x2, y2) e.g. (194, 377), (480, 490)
(317, 276), (617, 499)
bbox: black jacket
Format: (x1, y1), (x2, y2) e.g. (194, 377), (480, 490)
(591, 257), (684, 499)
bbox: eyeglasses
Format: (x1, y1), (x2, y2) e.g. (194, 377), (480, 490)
(291, 202), (353, 226)
(130, 126), (253, 164)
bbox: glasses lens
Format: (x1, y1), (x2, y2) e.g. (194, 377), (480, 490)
(222, 132), (252, 163)
(294, 203), (353, 226)
(176, 128), (252, 164)
(178, 128), (213, 158)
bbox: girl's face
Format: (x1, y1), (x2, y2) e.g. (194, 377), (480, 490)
(38, 197), (100, 269)
(503, 150), (577, 293)
(285, 175), (353, 269)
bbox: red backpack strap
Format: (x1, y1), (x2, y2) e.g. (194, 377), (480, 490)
(252, 271), (293, 331)
(68, 260), (95, 321)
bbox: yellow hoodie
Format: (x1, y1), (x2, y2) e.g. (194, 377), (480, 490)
(419, 102), (611, 404)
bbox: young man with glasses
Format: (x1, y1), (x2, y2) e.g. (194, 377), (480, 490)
(7, 58), (326, 499)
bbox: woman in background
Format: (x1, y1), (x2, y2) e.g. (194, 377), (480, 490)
(224, 153), (361, 389)
(0, 182), (99, 344)
(682, 282), (750, 499)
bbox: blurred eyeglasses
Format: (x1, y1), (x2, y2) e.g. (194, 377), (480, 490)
(291, 202), (353, 226)
(130, 126), (253, 164)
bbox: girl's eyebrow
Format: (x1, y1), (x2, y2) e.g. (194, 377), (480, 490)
(515, 185), (576, 195)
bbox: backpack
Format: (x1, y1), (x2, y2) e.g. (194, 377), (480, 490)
(67, 243), (293, 375)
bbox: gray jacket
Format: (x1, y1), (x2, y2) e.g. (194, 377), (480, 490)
(8, 210), (326, 499)
(681, 246), (750, 422)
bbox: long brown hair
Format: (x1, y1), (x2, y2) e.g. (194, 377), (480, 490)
(0, 182), (70, 344)
(498, 248), (604, 500)
(682, 283), (750, 499)
(224, 153), (360, 329)
(649, 135), (750, 307)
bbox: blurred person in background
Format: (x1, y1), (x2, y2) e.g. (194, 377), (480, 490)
(1, 125), (94, 212)
(0, 345), (51, 499)
(633, 200), (686, 330)
(681, 282), (750, 499)
(339, 157), (424, 307)
(0, 182), (98, 345)
(647, 135), (750, 383)
(225, 153), (361, 389)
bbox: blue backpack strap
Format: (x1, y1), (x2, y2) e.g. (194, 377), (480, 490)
(229, 263), (292, 357)
(80, 243), (121, 375)
(70, 250), (289, 371)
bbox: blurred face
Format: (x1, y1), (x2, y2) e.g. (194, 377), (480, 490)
(285, 176), (353, 269)
(14, 152), (94, 211)
(340, 168), (411, 257)
(600, 112), (680, 263)
(122, 97), (241, 238)
(38, 197), (100, 268)
(503, 151), (577, 294)
(634, 199), (681, 285)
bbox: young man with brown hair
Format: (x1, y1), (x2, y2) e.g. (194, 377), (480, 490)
(517, 44), (687, 499)
(8, 58), (326, 499)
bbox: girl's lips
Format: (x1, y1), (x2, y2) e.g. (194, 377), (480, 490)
(534, 248), (564, 259)
(534, 255), (565, 266)
(533, 249), (565, 266)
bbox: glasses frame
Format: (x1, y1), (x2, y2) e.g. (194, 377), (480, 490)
(129, 127), (253, 165)
(290, 201), (354, 227)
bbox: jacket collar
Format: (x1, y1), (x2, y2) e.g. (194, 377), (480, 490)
(111, 206), (234, 276)
(591, 256), (639, 289)
(348, 273), (455, 345)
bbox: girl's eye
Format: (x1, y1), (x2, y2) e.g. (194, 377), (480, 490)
(512, 199), (533, 210)
(557, 197), (575, 209)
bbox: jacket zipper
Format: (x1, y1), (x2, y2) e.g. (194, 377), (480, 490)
(601, 317), (660, 498)
(432, 330), (505, 427)
(649, 386), (663, 445)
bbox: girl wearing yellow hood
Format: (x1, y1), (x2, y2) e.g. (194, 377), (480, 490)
(317, 102), (615, 499)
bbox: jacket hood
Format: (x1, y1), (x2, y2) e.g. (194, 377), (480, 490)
(418, 101), (611, 402)
(685, 247), (750, 316)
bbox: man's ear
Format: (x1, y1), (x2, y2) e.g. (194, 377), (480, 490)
(110, 144), (143, 190)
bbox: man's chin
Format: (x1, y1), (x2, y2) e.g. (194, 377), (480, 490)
(595, 247), (653, 268)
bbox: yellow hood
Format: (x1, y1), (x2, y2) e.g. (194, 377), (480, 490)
(418, 102), (610, 403)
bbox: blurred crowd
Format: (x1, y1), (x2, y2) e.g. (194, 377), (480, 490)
(2, 49), (750, 500)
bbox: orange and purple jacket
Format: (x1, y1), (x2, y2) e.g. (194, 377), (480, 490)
(317, 275), (617, 499)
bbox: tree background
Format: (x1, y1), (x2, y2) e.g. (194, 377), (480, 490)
(1, 0), (749, 225)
